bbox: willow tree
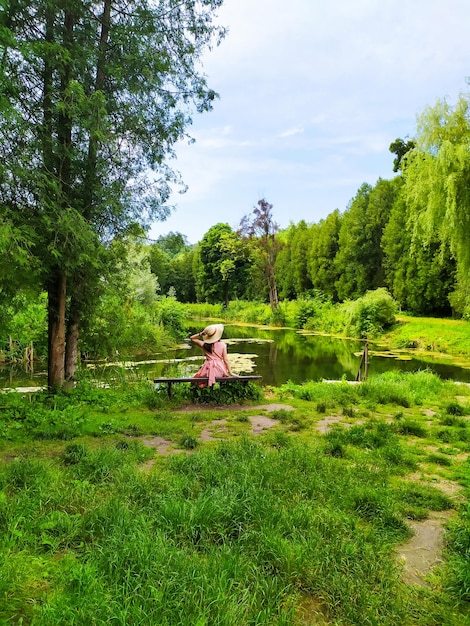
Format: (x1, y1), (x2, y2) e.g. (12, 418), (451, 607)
(0, 0), (225, 388)
(402, 95), (470, 314)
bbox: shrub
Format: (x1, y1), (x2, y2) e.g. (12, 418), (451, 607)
(184, 380), (263, 405)
(153, 296), (187, 338)
(341, 288), (398, 338)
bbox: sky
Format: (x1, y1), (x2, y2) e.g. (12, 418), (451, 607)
(149, 0), (470, 245)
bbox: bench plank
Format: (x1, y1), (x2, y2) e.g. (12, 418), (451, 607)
(154, 375), (262, 398)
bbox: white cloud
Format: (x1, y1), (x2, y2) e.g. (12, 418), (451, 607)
(279, 127), (305, 138)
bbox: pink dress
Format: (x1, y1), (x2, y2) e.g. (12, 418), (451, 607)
(194, 341), (230, 387)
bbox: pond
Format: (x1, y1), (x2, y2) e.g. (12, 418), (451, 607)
(3, 323), (470, 389)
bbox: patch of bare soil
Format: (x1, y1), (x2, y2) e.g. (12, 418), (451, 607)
(249, 403), (295, 412)
(315, 415), (344, 433)
(315, 416), (365, 433)
(200, 419), (228, 441)
(174, 403), (295, 413)
(139, 436), (184, 470)
(397, 510), (454, 586)
(407, 471), (465, 500)
(295, 595), (331, 625)
(247, 415), (278, 434)
(141, 436), (179, 454)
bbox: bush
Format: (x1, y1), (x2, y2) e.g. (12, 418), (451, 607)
(1, 292), (48, 360)
(341, 288), (398, 338)
(153, 296), (187, 338)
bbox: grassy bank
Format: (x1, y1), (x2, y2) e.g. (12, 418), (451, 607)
(381, 315), (470, 358)
(1, 372), (470, 624)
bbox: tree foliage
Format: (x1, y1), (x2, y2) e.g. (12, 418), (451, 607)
(239, 199), (281, 310)
(0, 0), (225, 386)
(389, 137), (416, 172)
(401, 95), (470, 314)
(307, 210), (342, 301)
(195, 223), (249, 305)
(335, 180), (396, 301)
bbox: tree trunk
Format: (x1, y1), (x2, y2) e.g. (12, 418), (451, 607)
(65, 309), (80, 381)
(48, 271), (67, 389)
(267, 264), (279, 311)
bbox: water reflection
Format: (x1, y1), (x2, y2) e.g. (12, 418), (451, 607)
(2, 324), (470, 388)
(150, 325), (470, 386)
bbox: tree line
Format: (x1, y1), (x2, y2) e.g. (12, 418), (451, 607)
(150, 93), (470, 320)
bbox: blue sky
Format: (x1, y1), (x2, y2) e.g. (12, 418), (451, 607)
(149, 0), (470, 245)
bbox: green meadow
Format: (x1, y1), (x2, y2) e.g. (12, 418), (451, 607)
(1, 370), (469, 625)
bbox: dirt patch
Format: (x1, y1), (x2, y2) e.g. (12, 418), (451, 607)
(296, 594), (330, 625)
(200, 419), (228, 441)
(397, 510), (454, 586)
(175, 403), (295, 413)
(250, 403), (295, 412)
(141, 436), (179, 454)
(407, 471), (464, 500)
(248, 415), (278, 434)
(139, 436), (184, 470)
(315, 415), (344, 433)
(315, 416), (365, 433)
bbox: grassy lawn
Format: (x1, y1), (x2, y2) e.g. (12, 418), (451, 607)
(1, 373), (469, 625)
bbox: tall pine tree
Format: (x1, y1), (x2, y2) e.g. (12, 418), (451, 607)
(0, 0), (225, 387)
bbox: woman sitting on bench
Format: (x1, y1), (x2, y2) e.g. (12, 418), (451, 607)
(190, 324), (235, 387)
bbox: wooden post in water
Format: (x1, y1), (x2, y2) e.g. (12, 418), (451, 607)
(355, 341), (369, 381)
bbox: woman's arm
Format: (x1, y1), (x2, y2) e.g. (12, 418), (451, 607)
(221, 343), (234, 375)
(190, 332), (205, 348)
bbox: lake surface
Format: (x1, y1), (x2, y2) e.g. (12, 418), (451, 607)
(3, 323), (470, 389)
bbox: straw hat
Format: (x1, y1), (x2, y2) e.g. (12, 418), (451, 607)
(200, 323), (224, 343)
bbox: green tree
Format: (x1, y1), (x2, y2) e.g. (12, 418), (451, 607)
(335, 179), (397, 301)
(382, 188), (456, 315)
(239, 199), (281, 310)
(276, 220), (313, 299)
(275, 224), (297, 300)
(149, 245), (171, 294)
(155, 232), (190, 257)
(402, 95), (470, 315)
(196, 223), (248, 306)
(0, 0), (225, 387)
(290, 220), (312, 296)
(307, 209), (342, 301)
(167, 248), (197, 303)
(389, 137), (416, 172)
(149, 231), (193, 298)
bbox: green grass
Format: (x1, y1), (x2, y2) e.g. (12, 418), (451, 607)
(381, 314), (470, 359)
(0, 372), (470, 624)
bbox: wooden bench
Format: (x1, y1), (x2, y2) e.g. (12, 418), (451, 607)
(153, 375), (262, 399)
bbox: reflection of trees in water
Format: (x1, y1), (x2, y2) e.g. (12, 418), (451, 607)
(184, 324), (470, 384)
(268, 340), (279, 370)
(223, 326), (365, 383)
(262, 330), (361, 361)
